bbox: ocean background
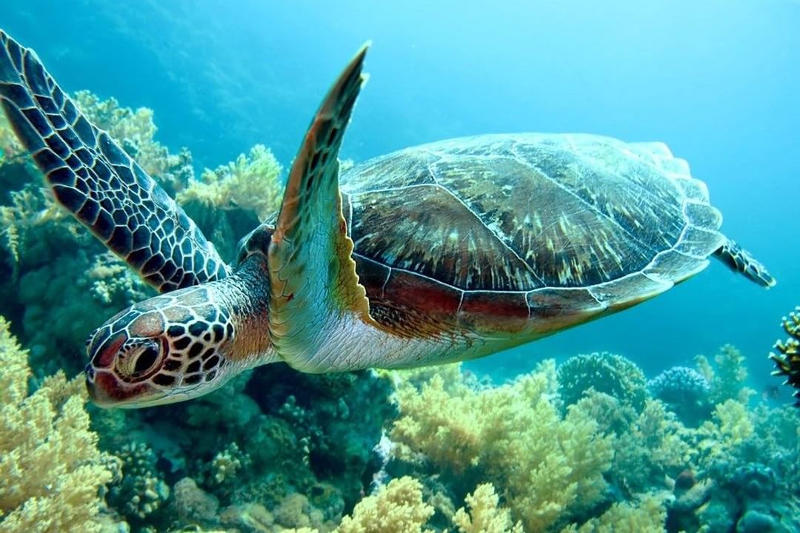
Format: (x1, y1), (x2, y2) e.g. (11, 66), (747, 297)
(4, 0), (799, 390)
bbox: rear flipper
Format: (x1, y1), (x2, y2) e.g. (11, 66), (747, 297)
(714, 238), (776, 288)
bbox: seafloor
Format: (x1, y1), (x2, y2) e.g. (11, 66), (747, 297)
(0, 92), (798, 533)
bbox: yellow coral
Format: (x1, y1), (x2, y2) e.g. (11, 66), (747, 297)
(695, 345), (754, 405)
(562, 493), (666, 532)
(177, 144), (282, 221)
(0, 316), (115, 532)
(705, 399), (753, 447)
(335, 476), (434, 533)
(391, 361), (613, 531)
(453, 483), (523, 533)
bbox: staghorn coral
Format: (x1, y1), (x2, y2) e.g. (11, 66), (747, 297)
(771, 306), (800, 405)
(557, 351), (647, 412)
(391, 361), (614, 531)
(177, 144), (282, 221)
(452, 483), (523, 533)
(0, 316), (116, 532)
(335, 476), (434, 533)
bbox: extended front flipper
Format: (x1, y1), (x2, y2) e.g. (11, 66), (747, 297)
(0, 31), (229, 292)
(268, 44), (376, 371)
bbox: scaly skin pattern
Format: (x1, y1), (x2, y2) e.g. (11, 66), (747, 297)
(0, 30), (229, 292)
(86, 254), (276, 407)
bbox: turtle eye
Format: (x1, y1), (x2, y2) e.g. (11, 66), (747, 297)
(133, 346), (160, 375)
(116, 341), (164, 380)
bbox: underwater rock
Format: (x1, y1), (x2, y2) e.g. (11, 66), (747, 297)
(557, 351), (648, 412)
(737, 510), (778, 533)
(219, 502), (274, 532)
(172, 477), (219, 526)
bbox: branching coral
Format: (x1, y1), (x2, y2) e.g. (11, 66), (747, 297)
(335, 476), (434, 533)
(563, 494), (667, 533)
(611, 399), (692, 495)
(107, 442), (170, 524)
(453, 483), (522, 533)
(177, 144), (282, 221)
(391, 361), (614, 531)
(771, 307), (800, 405)
(557, 352), (647, 412)
(695, 344), (754, 405)
(0, 316), (116, 532)
(694, 400), (754, 465)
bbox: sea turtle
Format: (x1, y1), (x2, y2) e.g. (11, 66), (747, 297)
(0, 31), (775, 408)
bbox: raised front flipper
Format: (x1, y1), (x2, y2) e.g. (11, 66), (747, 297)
(268, 44), (376, 371)
(0, 31), (229, 292)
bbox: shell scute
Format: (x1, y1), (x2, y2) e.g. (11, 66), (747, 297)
(341, 133), (724, 333)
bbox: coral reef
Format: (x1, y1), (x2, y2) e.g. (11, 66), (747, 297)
(106, 442), (170, 526)
(557, 351), (648, 412)
(0, 316), (117, 532)
(695, 344), (755, 406)
(336, 476), (434, 533)
(177, 143), (283, 222)
(771, 306), (800, 405)
(452, 483), (522, 533)
(648, 366), (711, 426)
(563, 494), (667, 533)
(390, 361), (614, 531)
(2, 86), (798, 533)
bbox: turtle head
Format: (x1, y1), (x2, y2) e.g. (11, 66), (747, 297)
(84, 285), (239, 408)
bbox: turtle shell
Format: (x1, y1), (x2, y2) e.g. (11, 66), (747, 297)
(339, 133), (724, 339)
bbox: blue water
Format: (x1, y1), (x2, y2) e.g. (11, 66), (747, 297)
(5, 0), (799, 390)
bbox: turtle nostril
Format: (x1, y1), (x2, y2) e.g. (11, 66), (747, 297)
(85, 365), (95, 381)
